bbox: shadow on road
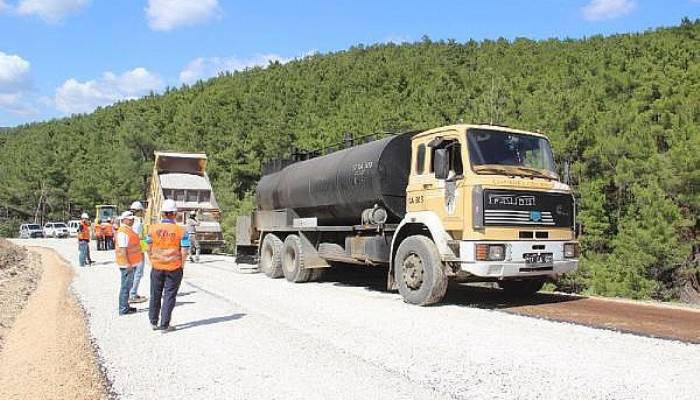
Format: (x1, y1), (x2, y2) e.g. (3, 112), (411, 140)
(174, 313), (246, 331)
(319, 265), (585, 309)
(177, 290), (196, 297)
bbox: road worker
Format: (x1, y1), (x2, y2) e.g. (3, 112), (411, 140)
(186, 210), (200, 263)
(103, 218), (115, 250)
(147, 199), (189, 332)
(128, 201), (147, 303)
(95, 219), (104, 251)
(77, 213), (92, 266)
(116, 211), (142, 315)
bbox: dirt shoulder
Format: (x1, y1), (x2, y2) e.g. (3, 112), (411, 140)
(0, 238), (41, 350)
(0, 246), (109, 400)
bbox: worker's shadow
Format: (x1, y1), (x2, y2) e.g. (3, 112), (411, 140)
(174, 313), (246, 331)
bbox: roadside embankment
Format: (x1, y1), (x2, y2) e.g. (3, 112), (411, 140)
(0, 246), (109, 400)
(0, 238), (41, 349)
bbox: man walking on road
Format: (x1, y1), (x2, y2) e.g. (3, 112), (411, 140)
(186, 210), (200, 263)
(116, 211), (142, 315)
(147, 199), (189, 332)
(128, 201), (147, 304)
(77, 213), (92, 267)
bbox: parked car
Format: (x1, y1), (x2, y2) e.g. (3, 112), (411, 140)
(67, 219), (81, 237)
(19, 223), (44, 239)
(43, 222), (70, 238)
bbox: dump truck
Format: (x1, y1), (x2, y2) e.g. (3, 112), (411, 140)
(145, 152), (225, 252)
(235, 124), (579, 305)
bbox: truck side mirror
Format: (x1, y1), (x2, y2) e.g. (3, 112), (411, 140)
(433, 149), (449, 180)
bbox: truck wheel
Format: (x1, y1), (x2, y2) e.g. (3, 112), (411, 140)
(498, 278), (546, 297)
(282, 235), (312, 283)
(259, 234), (284, 278)
(394, 235), (448, 306)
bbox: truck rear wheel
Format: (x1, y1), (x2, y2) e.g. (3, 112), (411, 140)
(282, 235), (312, 283)
(498, 278), (546, 297)
(394, 235), (448, 306)
(259, 234), (284, 278)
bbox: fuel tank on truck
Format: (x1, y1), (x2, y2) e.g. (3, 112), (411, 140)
(256, 133), (416, 225)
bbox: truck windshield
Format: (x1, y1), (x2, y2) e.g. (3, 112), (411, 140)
(467, 129), (557, 179)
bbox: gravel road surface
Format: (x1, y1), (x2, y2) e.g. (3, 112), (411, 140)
(12, 239), (700, 400)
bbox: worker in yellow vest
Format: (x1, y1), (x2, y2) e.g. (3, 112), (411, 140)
(146, 199), (190, 332)
(116, 211), (143, 315)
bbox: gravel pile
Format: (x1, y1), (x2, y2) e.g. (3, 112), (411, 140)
(12, 239), (700, 400)
(0, 238), (41, 349)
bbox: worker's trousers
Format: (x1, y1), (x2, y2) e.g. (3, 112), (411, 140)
(130, 259), (145, 298)
(149, 267), (183, 328)
(78, 240), (89, 266)
(119, 267), (135, 314)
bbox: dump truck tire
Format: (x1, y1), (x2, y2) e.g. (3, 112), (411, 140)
(394, 235), (448, 306)
(259, 234), (284, 278)
(282, 234), (312, 283)
(498, 278), (546, 297)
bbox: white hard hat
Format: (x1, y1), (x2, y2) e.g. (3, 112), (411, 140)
(120, 211), (135, 220)
(130, 201), (144, 211)
(162, 199), (178, 213)
(81, 213), (89, 219)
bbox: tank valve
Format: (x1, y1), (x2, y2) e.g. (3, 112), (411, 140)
(362, 205), (388, 226)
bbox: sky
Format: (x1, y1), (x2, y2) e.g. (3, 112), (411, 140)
(0, 0), (698, 127)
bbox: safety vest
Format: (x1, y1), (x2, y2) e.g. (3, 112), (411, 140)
(148, 223), (186, 271)
(102, 223), (114, 237)
(115, 226), (144, 267)
(94, 224), (103, 237)
(78, 221), (90, 241)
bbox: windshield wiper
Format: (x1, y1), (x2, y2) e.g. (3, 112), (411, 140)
(473, 165), (556, 180)
(510, 166), (557, 180)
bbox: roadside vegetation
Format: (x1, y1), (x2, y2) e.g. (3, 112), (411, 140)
(0, 19), (698, 301)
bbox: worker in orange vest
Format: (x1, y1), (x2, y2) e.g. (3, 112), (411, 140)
(95, 220), (104, 251)
(146, 199), (190, 332)
(102, 219), (115, 250)
(77, 213), (93, 267)
(115, 211), (143, 315)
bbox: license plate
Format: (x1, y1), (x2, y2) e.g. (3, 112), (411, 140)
(523, 253), (553, 264)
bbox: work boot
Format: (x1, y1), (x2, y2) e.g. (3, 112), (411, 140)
(129, 295), (147, 303)
(119, 307), (137, 315)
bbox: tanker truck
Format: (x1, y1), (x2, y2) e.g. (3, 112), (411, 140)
(145, 152), (225, 253)
(235, 124), (579, 305)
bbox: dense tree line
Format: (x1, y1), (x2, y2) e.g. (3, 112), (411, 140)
(1, 19), (698, 302)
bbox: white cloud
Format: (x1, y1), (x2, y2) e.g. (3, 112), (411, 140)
(16, 0), (91, 23)
(53, 67), (163, 114)
(0, 1), (9, 12)
(179, 54), (289, 84)
(0, 51), (33, 114)
(582, 0), (636, 21)
(146, 0), (220, 31)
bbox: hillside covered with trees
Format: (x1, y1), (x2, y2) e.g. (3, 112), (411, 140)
(1, 19), (698, 302)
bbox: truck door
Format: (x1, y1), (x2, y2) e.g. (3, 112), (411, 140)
(406, 134), (466, 232)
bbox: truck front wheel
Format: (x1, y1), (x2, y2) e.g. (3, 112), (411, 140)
(259, 234), (284, 278)
(282, 235), (312, 283)
(394, 235), (448, 306)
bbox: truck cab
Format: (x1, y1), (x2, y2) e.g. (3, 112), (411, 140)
(394, 124), (579, 299)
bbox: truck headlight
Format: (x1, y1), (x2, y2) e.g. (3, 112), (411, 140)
(476, 244), (505, 261)
(564, 243), (579, 258)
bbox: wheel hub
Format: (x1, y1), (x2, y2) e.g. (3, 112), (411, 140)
(402, 253), (424, 290)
